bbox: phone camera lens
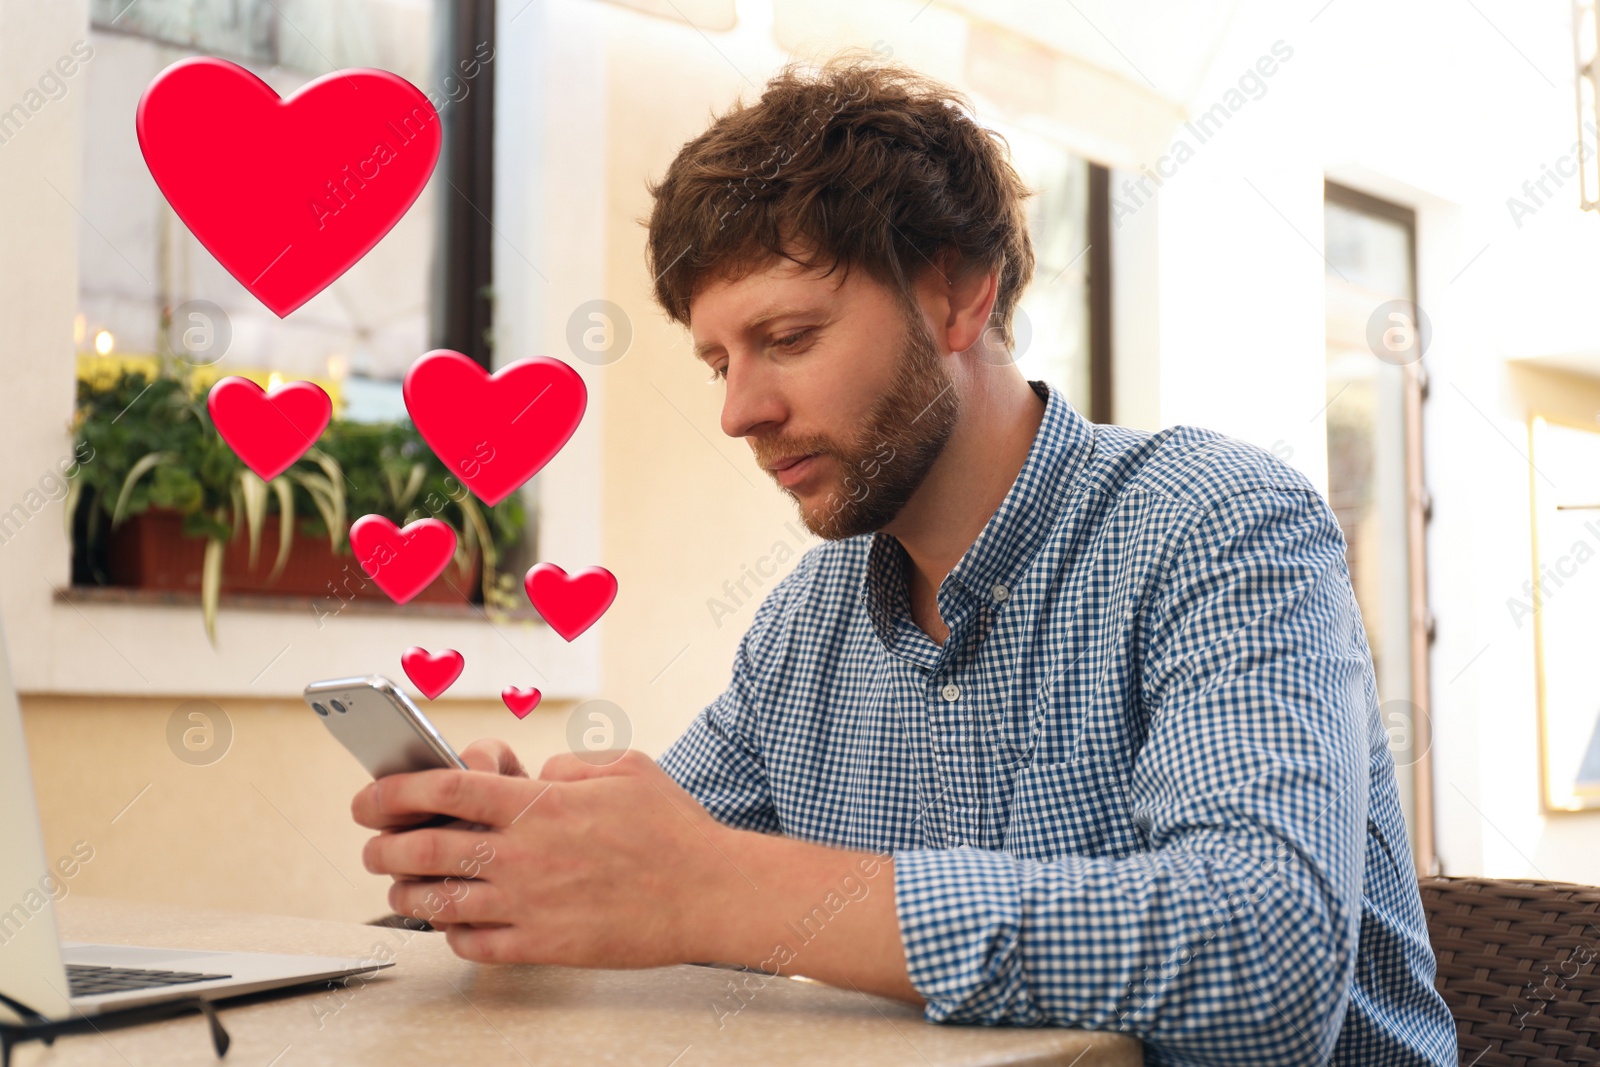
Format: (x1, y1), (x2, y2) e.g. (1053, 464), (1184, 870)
(330, 699), (347, 714)
(312, 702), (329, 717)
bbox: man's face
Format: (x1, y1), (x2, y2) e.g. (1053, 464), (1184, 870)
(689, 257), (962, 540)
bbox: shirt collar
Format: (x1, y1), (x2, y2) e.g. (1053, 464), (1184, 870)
(858, 378), (1096, 634)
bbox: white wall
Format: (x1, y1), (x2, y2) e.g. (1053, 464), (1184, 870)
(1123, 0), (1600, 881)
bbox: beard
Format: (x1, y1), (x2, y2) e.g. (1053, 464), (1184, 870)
(762, 304), (962, 540)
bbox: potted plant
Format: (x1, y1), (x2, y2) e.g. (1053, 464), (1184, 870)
(71, 361), (526, 642)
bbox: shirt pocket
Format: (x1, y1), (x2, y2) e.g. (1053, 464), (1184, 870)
(1002, 754), (1142, 861)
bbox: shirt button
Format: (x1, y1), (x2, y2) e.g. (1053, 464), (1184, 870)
(941, 683), (961, 702)
(991, 582), (1010, 603)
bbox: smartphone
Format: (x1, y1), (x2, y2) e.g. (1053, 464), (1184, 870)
(303, 674), (468, 829)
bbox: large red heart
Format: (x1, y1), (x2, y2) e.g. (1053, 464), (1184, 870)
(403, 350), (586, 507)
(349, 516), (457, 605)
(401, 647), (464, 701)
(207, 376), (331, 481)
(136, 57), (441, 318)
(524, 563), (617, 642)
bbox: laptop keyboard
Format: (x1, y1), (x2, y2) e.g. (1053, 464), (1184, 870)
(67, 963), (233, 997)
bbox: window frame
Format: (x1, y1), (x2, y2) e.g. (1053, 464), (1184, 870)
(1323, 178), (1437, 875)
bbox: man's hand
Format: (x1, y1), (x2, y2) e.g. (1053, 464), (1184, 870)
(352, 738), (530, 833)
(352, 742), (920, 1004)
(353, 746), (735, 967)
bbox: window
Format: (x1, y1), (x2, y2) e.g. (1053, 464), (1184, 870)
(1322, 180), (1435, 870)
(72, 0), (515, 608)
(986, 121), (1109, 420)
(80, 0), (450, 413)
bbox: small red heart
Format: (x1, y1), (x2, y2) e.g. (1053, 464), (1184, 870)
(349, 516), (457, 604)
(501, 686), (542, 719)
(401, 647), (464, 700)
(137, 57), (441, 317)
(523, 563), (617, 642)
(207, 377), (331, 481)
(403, 350), (587, 506)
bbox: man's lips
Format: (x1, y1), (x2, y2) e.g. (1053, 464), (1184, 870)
(766, 453), (824, 489)
(766, 453), (818, 472)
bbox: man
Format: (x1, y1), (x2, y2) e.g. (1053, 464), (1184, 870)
(354, 57), (1457, 1065)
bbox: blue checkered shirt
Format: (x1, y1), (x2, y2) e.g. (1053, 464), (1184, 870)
(659, 378), (1457, 1066)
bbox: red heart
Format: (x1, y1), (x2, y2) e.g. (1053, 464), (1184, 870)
(401, 647), (464, 701)
(206, 377), (331, 481)
(502, 686), (542, 719)
(403, 350), (586, 507)
(349, 516), (457, 604)
(524, 563), (617, 642)
(136, 57), (441, 318)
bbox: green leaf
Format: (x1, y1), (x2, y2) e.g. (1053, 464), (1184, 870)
(456, 494), (498, 600)
(238, 469), (269, 570)
(381, 466), (402, 506)
(62, 476), (83, 540)
(229, 475), (244, 543)
(397, 463), (426, 513)
(454, 500), (477, 578)
(289, 472), (340, 552)
(457, 495), (495, 569)
(201, 535), (224, 646)
(111, 452), (175, 529)
(182, 510), (232, 541)
(304, 450), (347, 550)
(148, 465), (203, 513)
(267, 475), (295, 583)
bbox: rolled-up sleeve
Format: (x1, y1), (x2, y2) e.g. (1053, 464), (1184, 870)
(893, 487), (1370, 1066)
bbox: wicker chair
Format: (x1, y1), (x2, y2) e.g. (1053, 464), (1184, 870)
(1419, 875), (1600, 1066)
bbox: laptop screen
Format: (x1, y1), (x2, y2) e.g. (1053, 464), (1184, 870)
(0, 613), (74, 1023)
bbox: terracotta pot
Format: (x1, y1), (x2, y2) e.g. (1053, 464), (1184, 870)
(105, 509), (480, 605)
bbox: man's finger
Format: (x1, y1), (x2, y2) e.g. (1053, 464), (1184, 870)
(458, 742), (500, 775)
(444, 921), (523, 964)
(370, 768), (537, 826)
(389, 877), (510, 927)
(458, 738), (528, 778)
(351, 784), (436, 830)
(362, 827), (497, 879)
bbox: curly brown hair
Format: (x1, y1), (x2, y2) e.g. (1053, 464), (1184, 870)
(643, 53), (1035, 348)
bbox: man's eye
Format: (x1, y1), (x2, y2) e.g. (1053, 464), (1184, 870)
(772, 328), (811, 349)
(704, 364), (727, 383)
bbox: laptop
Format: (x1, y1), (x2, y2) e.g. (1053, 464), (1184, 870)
(0, 618), (391, 1026)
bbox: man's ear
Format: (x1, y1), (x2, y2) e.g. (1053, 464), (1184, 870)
(920, 249), (999, 355)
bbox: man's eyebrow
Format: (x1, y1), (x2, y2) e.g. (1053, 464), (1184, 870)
(693, 306), (813, 359)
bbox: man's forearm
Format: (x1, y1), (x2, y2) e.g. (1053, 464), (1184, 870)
(689, 825), (923, 1006)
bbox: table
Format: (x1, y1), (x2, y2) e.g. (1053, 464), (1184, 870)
(19, 897), (1142, 1066)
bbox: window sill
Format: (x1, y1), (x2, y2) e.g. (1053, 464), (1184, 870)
(58, 585), (543, 623)
(21, 584), (596, 701)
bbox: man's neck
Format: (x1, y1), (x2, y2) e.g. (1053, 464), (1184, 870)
(880, 368), (1047, 633)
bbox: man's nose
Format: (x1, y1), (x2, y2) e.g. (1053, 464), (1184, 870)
(718, 358), (786, 439)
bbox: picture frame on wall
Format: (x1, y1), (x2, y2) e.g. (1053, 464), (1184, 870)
(1527, 415), (1600, 811)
